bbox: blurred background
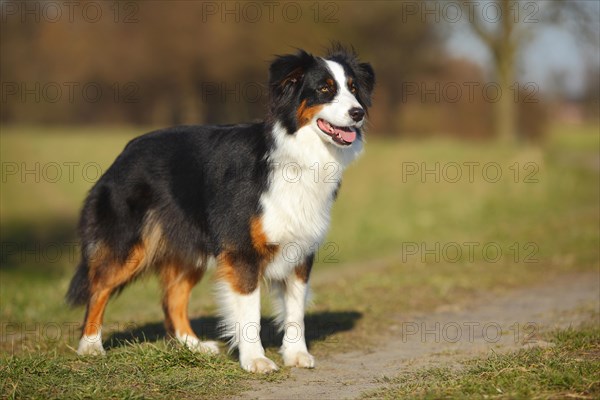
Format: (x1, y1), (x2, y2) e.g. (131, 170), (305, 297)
(2, 0), (599, 136)
(1, 0), (599, 354)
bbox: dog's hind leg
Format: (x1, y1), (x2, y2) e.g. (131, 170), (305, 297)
(160, 261), (219, 354)
(77, 243), (146, 355)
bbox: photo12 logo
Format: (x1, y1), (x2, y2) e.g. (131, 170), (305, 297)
(401, 82), (539, 104)
(401, 161), (540, 184)
(1, 1), (140, 23)
(0, 320), (341, 351)
(400, 1), (539, 24)
(200, 81), (266, 104)
(400, 321), (539, 344)
(400, 241), (540, 264)
(1, 81), (140, 104)
(1, 161), (104, 184)
(199, 1), (340, 23)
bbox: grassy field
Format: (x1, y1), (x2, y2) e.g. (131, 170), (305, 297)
(365, 324), (600, 399)
(1, 124), (599, 398)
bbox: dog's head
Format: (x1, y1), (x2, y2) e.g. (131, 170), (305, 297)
(268, 44), (375, 150)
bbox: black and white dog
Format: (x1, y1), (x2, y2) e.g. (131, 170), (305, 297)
(67, 45), (375, 373)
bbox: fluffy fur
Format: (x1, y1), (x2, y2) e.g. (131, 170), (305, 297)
(66, 44), (375, 373)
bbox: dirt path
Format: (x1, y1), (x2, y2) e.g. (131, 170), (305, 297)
(240, 271), (599, 399)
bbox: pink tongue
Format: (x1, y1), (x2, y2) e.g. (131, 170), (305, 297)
(318, 119), (357, 143)
(336, 128), (356, 143)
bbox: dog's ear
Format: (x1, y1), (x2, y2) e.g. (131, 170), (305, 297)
(355, 62), (375, 107)
(268, 50), (316, 98)
(268, 50), (317, 133)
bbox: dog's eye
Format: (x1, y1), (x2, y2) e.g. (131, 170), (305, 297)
(350, 84), (357, 94)
(319, 86), (330, 93)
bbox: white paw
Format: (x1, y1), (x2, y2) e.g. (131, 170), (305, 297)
(190, 340), (220, 354)
(282, 350), (315, 368)
(176, 333), (220, 354)
(241, 356), (279, 374)
(77, 335), (106, 356)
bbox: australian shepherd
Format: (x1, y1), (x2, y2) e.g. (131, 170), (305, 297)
(66, 44), (375, 373)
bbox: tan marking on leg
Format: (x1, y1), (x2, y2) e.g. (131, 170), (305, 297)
(83, 289), (111, 336)
(82, 244), (146, 337)
(250, 217), (278, 261)
(141, 212), (166, 267)
(216, 218), (279, 294)
(160, 261), (204, 337)
(216, 252), (259, 295)
(294, 258), (313, 283)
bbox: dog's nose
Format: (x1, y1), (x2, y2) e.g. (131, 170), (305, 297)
(349, 107), (365, 122)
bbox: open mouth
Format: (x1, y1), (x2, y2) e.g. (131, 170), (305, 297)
(316, 119), (357, 146)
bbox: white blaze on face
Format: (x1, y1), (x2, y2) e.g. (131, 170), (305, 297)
(320, 60), (363, 128)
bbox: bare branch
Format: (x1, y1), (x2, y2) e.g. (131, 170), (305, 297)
(460, 2), (497, 47)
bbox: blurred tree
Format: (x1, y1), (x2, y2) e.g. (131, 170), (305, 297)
(337, 4), (444, 135)
(0, 1), (443, 133)
(3, 0), (585, 139)
(457, 0), (598, 141)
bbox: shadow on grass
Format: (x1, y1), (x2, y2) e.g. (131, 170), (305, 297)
(0, 219), (77, 270)
(104, 311), (362, 350)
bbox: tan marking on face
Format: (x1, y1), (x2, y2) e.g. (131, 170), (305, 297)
(347, 77), (356, 94)
(297, 99), (324, 128)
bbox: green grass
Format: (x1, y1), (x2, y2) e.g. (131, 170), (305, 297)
(1, 124), (598, 398)
(2, 124), (597, 268)
(0, 126), (141, 222)
(365, 323), (600, 399)
(0, 342), (287, 400)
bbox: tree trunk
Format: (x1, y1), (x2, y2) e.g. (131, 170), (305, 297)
(495, 50), (517, 142)
(494, 0), (518, 142)
(467, 0), (519, 142)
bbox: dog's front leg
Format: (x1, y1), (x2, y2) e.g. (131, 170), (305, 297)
(236, 286), (278, 373)
(216, 254), (278, 374)
(278, 259), (315, 368)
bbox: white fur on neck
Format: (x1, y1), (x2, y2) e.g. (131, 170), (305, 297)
(260, 122), (362, 280)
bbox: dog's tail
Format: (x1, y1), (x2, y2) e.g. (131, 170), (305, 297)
(66, 259), (90, 307)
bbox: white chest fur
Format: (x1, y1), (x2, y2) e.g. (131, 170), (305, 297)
(260, 123), (362, 280)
